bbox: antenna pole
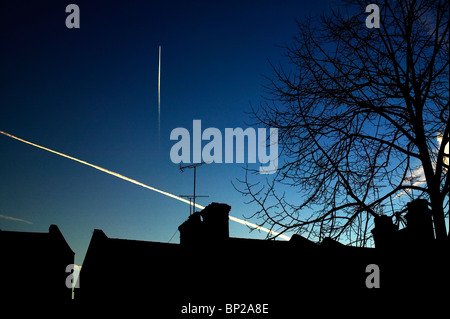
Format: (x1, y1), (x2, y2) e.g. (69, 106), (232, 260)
(180, 195), (208, 216)
(193, 166), (196, 213)
(179, 161), (208, 215)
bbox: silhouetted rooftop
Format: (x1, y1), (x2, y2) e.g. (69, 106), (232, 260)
(0, 224), (74, 303)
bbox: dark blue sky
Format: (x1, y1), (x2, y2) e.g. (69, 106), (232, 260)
(0, 0), (330, 264)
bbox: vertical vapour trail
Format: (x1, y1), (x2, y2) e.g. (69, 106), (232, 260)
(158, 45), (161, 140)
(0, 130), (290, 240)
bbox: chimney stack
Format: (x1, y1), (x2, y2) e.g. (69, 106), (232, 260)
(178, 202), (231, 246)
(405, 199), (434, 242)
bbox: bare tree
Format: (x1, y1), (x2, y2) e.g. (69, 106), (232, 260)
(237, 0), (449, 245)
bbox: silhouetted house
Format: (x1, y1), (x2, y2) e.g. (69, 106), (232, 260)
(0, 224), (74, 303)
(77, 203), (377, 311)
(370, 199), (449, 290)
(77, 201), (448, 313)
(75, 227), (182, 306)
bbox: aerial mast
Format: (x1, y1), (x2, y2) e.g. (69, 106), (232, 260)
(179, 162), (208, 215)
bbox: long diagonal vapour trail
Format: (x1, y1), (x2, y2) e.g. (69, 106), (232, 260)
(0, 131), (290, 240)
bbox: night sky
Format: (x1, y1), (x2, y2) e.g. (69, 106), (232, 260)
(0, 0), (330, 265)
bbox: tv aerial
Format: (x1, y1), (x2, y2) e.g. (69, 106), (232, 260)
(179, 162), (209, 215)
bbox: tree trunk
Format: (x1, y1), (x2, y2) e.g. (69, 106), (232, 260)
(429, 192), (447, 240)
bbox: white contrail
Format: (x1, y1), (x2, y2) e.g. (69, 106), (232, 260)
(158, 45), (161, 140)
(0, 130), (290, 240)
(0, 214), (33, 224)
(228, 215), (290, 240)
(0, 131), (194, 207)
